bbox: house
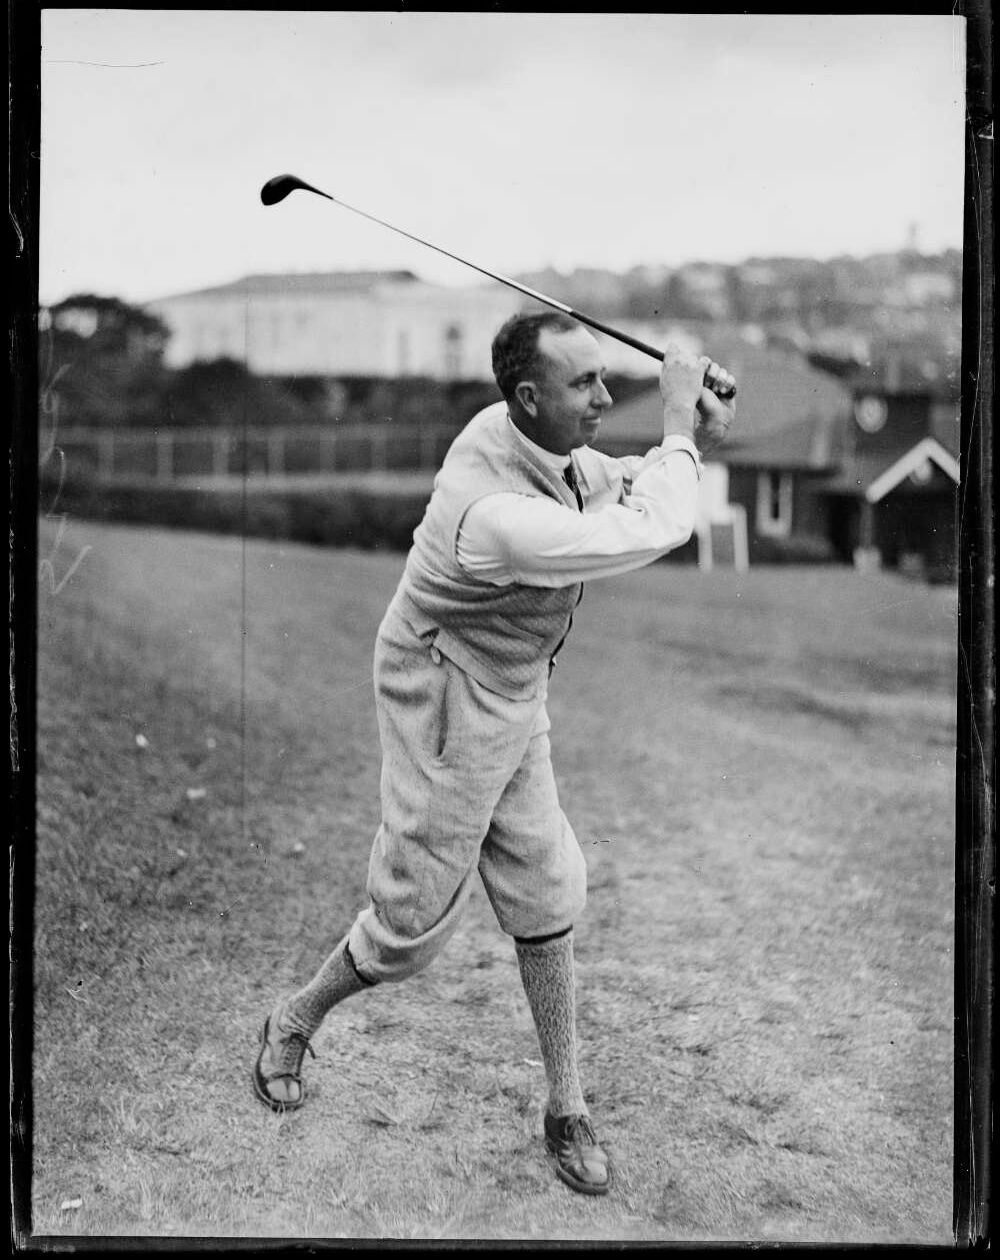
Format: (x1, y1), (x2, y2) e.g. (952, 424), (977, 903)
(144, 271), (522, 381)
(593, 336), (959, 577)
(820, 389), (959, 579)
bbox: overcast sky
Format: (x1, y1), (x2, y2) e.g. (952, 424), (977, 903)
(39, 10), (967, 307)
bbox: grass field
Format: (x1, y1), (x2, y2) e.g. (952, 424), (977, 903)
(30, 517), (956, 1243)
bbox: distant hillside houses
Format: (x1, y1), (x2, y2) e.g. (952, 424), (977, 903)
(140, 244), (961, 384)
(144, 271), (524, 381)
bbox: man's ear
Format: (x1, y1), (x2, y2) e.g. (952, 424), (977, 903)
(514, 380), (538, 417)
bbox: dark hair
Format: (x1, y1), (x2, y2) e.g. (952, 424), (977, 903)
(491, 311), (580, 402)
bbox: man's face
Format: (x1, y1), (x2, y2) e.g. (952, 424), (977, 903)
(520, 326), (613, 455)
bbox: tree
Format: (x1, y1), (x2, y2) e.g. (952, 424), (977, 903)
(162, 358), (310, 429)
(39, 295), (312, 430)
(40, 294), (171, 428)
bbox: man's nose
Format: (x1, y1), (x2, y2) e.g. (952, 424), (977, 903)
(593, 379), (613, 408)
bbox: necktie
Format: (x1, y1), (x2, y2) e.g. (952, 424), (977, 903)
(563, 461), (584, 511)
(550, 460), (585, 676)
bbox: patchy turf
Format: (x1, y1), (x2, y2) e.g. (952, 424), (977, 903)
(30, 518), (955, 1243)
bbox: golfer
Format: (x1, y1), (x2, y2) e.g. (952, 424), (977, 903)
(253, 312), (735, 1196)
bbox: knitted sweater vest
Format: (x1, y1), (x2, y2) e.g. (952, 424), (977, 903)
(391, 402), (627, 700)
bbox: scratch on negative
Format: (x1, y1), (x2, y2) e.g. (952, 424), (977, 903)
(45, 60), (166, 68)
(10, 208), (24, 257)
(958, 641), (988, 786)
(324, 676), (377, 703)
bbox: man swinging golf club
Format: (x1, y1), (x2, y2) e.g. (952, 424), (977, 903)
(253, 312), (735, 1196)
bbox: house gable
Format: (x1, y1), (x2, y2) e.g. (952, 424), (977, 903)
(865, 437), (959, 503)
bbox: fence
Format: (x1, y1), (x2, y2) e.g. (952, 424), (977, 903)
(40, 423), (461, 482)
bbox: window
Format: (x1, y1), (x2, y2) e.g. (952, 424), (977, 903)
(55, 307), (99, 337)
(854, 395), (888, 434)
(756, 470), (793, 537)
(397, 329), (411, 375)
(443, 324), (463, 379)
(909, 458), (934, 486)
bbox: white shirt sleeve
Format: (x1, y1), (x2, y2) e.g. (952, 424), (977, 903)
(457, 437), (702, 588)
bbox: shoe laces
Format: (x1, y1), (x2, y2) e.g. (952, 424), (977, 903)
(563, 1114), (597, 1145)
(272, 1022), (316, 1074)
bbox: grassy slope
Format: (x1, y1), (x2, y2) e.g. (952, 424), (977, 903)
(31, 518), (956, 1243)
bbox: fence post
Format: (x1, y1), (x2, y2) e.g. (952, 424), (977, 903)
(731, 505), (750, 573)
(98, 431), (114, 480)
(213, 433), (229, 477)
(267, 431), (284, 478)
(371, 429), (388, 472)
(156, 431), (172, 482)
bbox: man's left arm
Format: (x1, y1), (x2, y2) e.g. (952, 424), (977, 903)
(458, 384), (736, 588)
(586, 439), (696, 506)
(459, 444), (702, 587)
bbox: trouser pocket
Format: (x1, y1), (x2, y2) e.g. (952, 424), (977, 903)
(428, 642), (454, 763)
(435, 659), (451, 759)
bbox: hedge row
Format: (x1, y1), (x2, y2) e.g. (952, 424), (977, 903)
(43, 474), (435, 552)
(41, 473), (848, 567)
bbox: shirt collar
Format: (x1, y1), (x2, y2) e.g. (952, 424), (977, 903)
(506, 413), (572, 472)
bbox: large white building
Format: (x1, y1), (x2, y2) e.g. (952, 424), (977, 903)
(144, 269), (699, 382)
(144, 271), (524, 381)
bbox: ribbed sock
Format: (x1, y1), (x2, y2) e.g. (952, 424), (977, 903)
(515, 929), (587, 1117)
(279, 937), (371, 1040)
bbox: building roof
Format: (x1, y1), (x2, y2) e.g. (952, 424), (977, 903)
(821, 437), (960, 501)
(596, 338), (852, 470)
(148, 270), (421, 303)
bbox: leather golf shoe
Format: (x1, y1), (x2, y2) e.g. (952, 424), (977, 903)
(252, 1001), (315, 1112)
(544, 1111), (610, 1195)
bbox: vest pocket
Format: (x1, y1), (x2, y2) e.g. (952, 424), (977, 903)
(494, 612), (547, 644)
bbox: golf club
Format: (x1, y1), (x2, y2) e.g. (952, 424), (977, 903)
(260, 173), (736, 399)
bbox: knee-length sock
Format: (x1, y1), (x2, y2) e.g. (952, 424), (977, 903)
(515, 929), (587, 1118)
(279, 936), (371, 1040)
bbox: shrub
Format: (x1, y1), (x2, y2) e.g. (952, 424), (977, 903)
(42, 472), (433, 553)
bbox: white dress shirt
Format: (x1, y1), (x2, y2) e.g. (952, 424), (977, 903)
(456, 417), (702, 588)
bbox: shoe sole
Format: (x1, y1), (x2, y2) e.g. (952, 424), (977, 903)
(251, 1020), (306, 1113)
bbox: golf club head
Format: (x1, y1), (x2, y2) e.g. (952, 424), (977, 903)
(260, 174), (333, 206)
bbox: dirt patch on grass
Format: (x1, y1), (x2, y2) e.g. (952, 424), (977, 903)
(29, 521), (954, 1243)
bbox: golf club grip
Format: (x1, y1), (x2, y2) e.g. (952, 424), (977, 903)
(567, 308), (737, 399)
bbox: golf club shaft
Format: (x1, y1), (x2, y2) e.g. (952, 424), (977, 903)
(294, 183), (583, 318)
(261, 175), (735, 396)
